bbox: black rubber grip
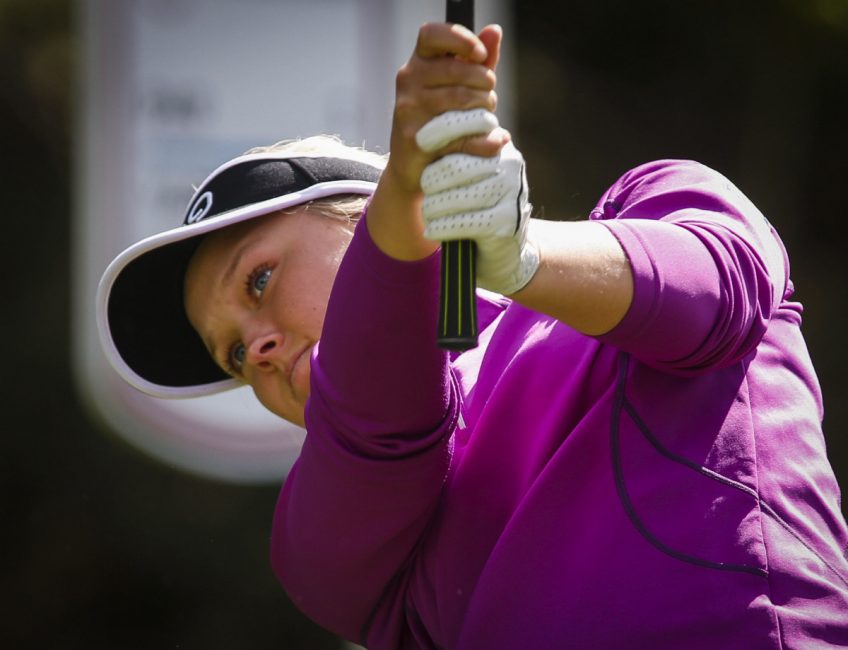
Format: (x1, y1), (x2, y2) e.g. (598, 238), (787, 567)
(439, 0), (478, 351)
(446, 0), (474, 30)
(438, 238), (478, 350)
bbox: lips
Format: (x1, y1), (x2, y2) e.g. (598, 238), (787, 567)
(287, 343), (313, 383)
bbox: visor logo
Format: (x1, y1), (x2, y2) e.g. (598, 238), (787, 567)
(185, 191), (213, 224)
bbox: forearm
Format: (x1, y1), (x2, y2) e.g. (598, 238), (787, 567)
(274, 212), (458, 639)
(510, 218), (634, 336)
(313, 210), (453, 445)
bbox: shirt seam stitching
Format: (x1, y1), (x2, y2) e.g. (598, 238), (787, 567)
(744, 372), (785, 650)
(611, 351), (768, 577)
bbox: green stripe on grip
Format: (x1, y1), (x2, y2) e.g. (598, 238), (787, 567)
(438, 239), (478, 350)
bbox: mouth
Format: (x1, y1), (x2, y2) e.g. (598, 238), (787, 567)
(287, 343), (313, 383)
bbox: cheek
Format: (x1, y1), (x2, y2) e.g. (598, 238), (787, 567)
(280, 267), (336, 328)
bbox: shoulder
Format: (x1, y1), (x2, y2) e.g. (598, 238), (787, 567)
(590, 159), (762, 225)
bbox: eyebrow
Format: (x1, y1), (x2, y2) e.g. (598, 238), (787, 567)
(221, 240), (251, 290)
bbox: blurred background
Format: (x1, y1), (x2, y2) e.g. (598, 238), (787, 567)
(3, 0), (846, 648)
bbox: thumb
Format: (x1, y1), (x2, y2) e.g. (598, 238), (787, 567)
(478, 24), (503, 71)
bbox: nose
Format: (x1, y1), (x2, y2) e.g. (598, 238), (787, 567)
(245, 331), (285, 372)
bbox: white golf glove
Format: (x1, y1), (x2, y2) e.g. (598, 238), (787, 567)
(417, 110), (540, 295)
(415, 108), (500, 152)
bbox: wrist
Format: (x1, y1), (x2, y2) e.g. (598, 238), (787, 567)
(366, 168), (438, 262)
(478, 231), (541, 296)
(507, 235), (541, 295)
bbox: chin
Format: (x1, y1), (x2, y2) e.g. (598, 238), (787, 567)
(274, 400), (306, 428)
(252, 390), (300, 427)
(280, 409), (305, 428)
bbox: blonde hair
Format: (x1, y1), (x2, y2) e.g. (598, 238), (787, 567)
(245, 135), (387, 227)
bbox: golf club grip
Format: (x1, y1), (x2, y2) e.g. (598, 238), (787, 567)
(439, 0), (478, 351)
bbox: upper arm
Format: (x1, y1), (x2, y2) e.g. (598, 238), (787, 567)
(593, 160), (788, 374)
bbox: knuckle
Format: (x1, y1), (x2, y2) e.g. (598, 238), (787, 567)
(400, 123), (420, 143)
(418, 22), (438, 44)
(489, 90), (498, 112)
(394, 94), (415, 115)
(395, 64), (413, 89)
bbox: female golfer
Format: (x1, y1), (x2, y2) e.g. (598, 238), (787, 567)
(98, 22), (848, 650)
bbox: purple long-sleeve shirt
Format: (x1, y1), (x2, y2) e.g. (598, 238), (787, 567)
(271, 160), (848, 649)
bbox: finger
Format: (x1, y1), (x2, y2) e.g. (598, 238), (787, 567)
(421, 153), (500, 194)
(416, 109), (499, 153)
(406, 57), (497, 92)
(423, 173), (509, 221)
(417, 87), (498, 117)
(478, 24), (503, 71)
(415, 22), (488, 62)
(438, 127), (512, 160)
(423, 201), (518, 241)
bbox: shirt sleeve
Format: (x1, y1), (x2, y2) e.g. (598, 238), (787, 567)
(270, 212), (458, 644)
(593, 159), (791, 375)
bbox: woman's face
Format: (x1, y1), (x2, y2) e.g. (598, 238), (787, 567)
(183, 207), (353, 426)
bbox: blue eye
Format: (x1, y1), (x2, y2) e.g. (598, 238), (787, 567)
(254, 268), (271, 292)
(229, 342), (246, 373)
(247, 266), (272, 298)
